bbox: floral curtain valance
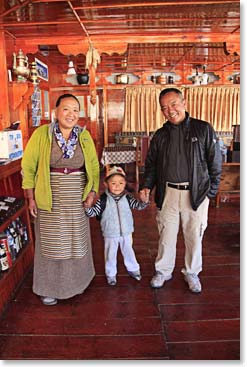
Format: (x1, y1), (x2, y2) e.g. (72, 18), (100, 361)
(123, 85), (240, 133)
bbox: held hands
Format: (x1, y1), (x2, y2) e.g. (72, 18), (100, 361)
(83, 191), (96, 208)
(28, 198), (38, 218)
(139, 188), (150, 203)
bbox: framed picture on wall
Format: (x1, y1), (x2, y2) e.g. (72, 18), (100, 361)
(35, 57), (49, 81)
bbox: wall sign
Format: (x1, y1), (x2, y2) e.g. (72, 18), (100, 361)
(35, 57), (49, 81)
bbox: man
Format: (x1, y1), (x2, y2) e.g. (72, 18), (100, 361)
(139, 88), (222, 293)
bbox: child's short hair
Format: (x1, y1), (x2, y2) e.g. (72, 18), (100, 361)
(105, 166), (126, 181)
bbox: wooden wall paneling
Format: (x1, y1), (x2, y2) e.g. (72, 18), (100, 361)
(106, 88), (126, 144)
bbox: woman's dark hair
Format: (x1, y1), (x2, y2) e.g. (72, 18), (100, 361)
(55, 93), (80, 108)
(159, 88), (183, 103)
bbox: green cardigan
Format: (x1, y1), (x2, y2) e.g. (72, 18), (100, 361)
(21, 122), (100, 211)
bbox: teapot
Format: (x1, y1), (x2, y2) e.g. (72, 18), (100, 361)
(13, 49), (30, 82)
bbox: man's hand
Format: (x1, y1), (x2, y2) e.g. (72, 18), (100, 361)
(139, 188), (150, 203)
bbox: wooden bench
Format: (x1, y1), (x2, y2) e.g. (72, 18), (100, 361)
(215, 163), (240, 207)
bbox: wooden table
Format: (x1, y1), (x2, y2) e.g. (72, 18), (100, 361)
(101, 145), (136, 166)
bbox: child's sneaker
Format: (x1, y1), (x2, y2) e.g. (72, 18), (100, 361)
(128, 271), (142, 281)
(107, 276), (117, 286)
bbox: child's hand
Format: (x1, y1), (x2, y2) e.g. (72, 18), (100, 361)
(139, 188), (150, 203)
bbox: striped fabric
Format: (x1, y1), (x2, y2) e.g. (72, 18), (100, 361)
(85, 192), (148, 218)
(39, 172), (88, 259)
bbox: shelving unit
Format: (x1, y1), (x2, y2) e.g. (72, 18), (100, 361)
(0, 159), (34, 314)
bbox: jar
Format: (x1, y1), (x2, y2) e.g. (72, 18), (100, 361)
(77, 73), (89, 85)
(116, 74), (129, 84)
(157, 74), (167, 84)
(168, 75), (174, 84)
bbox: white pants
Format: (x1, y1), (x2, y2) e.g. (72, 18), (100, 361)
(104, 234), (140, 277)
(155, 184), (209, 276)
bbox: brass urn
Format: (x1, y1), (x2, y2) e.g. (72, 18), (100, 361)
(29, 62), (39, 85)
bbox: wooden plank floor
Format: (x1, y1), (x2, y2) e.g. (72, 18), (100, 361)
(0, 192), (240, 360)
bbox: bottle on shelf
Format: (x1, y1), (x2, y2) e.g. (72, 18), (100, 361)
(5, 229), (17, 261)
(0, 246), (9, 272)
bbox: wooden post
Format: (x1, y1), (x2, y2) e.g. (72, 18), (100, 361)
(103, 85), (108, 146)
(0, 31), (10, 129)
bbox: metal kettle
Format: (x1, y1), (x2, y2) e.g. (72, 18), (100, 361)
(13, 49), (30, 82)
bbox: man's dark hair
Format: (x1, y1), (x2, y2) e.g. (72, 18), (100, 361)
(159, 88), (184, 103)
(55, 93), (80, 108)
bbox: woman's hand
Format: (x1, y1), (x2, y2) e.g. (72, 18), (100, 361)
(83, 191), (96, 208)
(28, 198), (38, 218)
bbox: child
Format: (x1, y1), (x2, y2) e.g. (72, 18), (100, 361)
(84, 166), (149, 286)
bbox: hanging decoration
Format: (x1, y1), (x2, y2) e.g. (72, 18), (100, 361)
(85, 44), (101, 70)
(85, 44), (101, 105)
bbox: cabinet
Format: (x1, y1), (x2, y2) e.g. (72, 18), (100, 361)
(0, 159), (34, 314)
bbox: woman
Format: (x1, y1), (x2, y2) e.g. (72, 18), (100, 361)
(21, 93), (99, 305)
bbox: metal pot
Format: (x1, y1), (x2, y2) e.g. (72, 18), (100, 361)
(116, 74), (129, 84)
(77, 73), (89, 85)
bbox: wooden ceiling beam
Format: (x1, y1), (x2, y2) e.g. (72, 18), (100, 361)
(30, 0), (239, 5)
(72, 0), (239, 9)
(34, 0), (239, 3)
(0, 0), (32, 17)
(0, 16), (240, 27)
(15, 31), (239, 57)
(67, 0), (91, 41)
(14, 32), (239, 46)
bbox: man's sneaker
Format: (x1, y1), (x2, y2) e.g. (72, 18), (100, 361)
(107, 276), (117, 286)
(128, 271), (142, 281)
(183, 273), (202, 293)
(150, 271), (172, 288)
(41, 296), (58, 306)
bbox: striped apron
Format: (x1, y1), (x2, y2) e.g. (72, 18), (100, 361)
(39, 171), (88, 259)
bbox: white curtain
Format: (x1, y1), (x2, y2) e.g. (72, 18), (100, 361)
(123, 85), (240, 132)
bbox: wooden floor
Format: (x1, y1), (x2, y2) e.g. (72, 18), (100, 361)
(0, 189), (240, 360)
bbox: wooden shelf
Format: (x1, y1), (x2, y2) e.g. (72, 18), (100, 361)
(0, 241), (34, 312)
(0, 160), (34, 314)
(8, 82), (34, 111)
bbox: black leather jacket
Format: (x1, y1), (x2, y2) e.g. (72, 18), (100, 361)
(140, 113), (222, 210)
